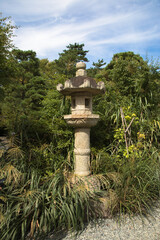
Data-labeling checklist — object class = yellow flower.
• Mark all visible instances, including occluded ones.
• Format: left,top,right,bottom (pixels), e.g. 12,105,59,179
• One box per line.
125,115,131,121
137,132,145,139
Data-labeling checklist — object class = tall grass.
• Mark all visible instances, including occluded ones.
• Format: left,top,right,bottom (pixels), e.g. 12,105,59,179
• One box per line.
0,134,160,239
91,146,160,215
117,149,160,215
0,166,101,240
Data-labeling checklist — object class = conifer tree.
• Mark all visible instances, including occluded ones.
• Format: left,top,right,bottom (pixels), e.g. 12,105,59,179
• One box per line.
55,43,89,77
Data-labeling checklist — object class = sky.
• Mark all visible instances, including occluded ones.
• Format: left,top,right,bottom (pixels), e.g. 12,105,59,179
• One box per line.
1,0,160,67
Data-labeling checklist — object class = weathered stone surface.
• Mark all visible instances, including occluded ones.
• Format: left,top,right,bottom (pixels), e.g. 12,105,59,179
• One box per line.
70,174,101,192
98,189,119,218
64,114,99,128
74,128,90,176
57,62,105,177
57,76,105,96
76,61,86,70
56,83,63,91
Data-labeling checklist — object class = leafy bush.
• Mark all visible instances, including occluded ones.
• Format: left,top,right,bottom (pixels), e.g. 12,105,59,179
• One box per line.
0,42,160,239
91,105,160,216
0,166,102,240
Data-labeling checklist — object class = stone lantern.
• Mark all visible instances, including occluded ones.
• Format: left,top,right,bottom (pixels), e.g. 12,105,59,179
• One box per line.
57,62,105,176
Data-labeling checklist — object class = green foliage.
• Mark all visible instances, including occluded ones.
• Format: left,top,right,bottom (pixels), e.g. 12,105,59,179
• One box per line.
41,89,73,157
0,15,17,101
2,76,47,145
90,52,160,216
24,76,46,110
0,165,101,240
0,31,160,240
91,52,160,149
93,59,106,69
11,49,40,84
105,52,149,96
54,43,89,77
39,58,57,80
91,144,160,215
117,149,160,214
87,59,106,78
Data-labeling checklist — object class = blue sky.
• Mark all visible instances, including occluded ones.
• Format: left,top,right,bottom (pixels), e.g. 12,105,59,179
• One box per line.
1,0,160,67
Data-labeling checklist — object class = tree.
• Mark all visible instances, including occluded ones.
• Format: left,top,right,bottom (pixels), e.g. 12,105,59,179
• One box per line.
2,76,47,144
1,49,44,143
104,52,150,96
11,49,40,85
0,15,17,99
39,58,61,83
91,52,160,149
87,59,106,78
103,52,160,116
93,59,106,69
55,43,89,77
42,91,72,146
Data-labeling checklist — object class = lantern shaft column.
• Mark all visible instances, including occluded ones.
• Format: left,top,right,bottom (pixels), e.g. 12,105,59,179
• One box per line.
74,128,91,176
56,61,105,177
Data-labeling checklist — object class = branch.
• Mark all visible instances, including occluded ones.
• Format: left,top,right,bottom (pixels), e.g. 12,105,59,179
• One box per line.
120,107,129,155
111,141,120,155
125,117,135,133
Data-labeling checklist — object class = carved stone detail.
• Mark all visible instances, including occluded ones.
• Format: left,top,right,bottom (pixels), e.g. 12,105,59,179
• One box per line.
57,62,105,177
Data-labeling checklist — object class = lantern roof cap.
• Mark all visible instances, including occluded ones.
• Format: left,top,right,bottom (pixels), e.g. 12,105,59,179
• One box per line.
57,62,105,95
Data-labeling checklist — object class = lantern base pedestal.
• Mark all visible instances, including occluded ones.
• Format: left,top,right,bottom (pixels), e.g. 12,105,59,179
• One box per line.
73,128,91,176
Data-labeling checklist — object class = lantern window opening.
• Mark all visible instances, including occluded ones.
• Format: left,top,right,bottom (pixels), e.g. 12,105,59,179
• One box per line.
85,98,90,108
72,98,76,108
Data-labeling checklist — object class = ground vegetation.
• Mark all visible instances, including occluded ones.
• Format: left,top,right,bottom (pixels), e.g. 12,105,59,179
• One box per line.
0,15,160,240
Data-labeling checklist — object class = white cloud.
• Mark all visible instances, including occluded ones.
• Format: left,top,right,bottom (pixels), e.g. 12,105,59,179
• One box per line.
88,29,160,46
1,0,160,64
1,0,78,20
14,21,88,57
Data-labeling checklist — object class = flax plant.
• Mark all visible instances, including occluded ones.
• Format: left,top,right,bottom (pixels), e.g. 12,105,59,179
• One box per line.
91,145,160,216
0,167,101,240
